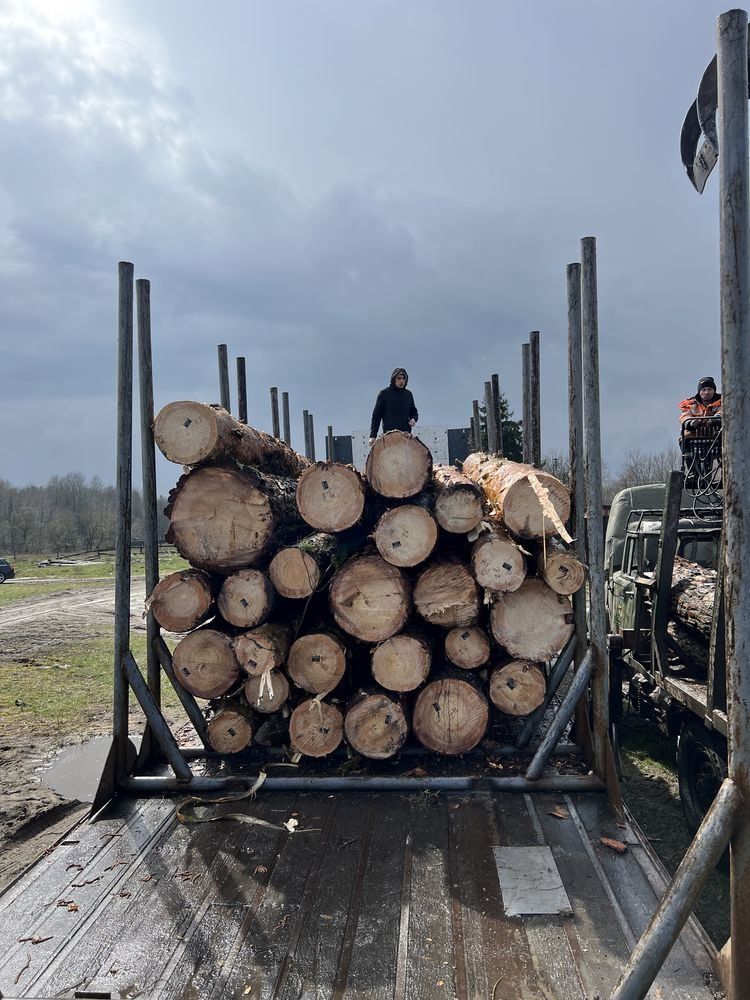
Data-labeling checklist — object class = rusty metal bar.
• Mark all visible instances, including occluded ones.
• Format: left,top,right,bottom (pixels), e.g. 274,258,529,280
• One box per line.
217,344,230,412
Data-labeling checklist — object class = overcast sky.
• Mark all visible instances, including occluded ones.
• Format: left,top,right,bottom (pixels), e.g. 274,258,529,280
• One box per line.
0,0,732,493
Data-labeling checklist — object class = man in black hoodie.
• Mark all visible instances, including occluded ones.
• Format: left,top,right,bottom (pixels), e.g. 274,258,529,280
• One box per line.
369,368,419,446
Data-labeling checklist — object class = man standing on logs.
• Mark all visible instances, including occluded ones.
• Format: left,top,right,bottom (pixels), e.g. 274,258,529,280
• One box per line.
368,368,419,447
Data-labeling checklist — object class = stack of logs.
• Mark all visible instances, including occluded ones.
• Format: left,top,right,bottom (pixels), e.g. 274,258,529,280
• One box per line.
149,400,586,760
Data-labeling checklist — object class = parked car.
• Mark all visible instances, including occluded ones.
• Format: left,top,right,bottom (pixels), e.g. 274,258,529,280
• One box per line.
0,558,15,582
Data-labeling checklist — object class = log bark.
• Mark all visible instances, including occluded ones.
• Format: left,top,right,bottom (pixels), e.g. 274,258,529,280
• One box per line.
470,523,527,593
146,569,215,632
165,464,302,572
289,699,344,757
173,628,240,699
462,453,571,539
534,542,586,596
490,578,574,661
154,400,308,477
412,673,489,754
365,430,433,499
234,622,294,676
344,689,409,759
432,466,484,534
288,631,348,694
206,704,254,753
296,462,366,531
444,625,491,669
373,504,438,568
667,620,709,672
244,670,290,713
413,559,481,628
217,569,275,627
329,551,411,642
370,630,432,691
670,556,718,642
489,659,546,716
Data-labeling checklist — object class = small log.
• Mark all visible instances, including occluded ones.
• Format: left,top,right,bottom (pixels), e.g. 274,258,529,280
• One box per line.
412,673,489,754
462,453,570,539
433,466,484,534
670,556,718,642
365,430,433,499
173,628,240,699
490,578,574,661
370,630,432,691
288,631,348,694
489,659,546,716
344,689,409,759
154,400,308,477
217,569,275,628
146,569,215,632
296,462,367,531
444,625,491,669
373,505,438,568
329,552,411,642
268,546,321,599
289,699,344,757
207,704,254,753
413,559,481,628
534,543,586,596
667,620,708,672
470,523,527,593
244,670,290,713
234,622,294,676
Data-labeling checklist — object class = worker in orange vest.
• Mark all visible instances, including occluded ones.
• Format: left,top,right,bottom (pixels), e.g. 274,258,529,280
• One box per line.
679,376,722,439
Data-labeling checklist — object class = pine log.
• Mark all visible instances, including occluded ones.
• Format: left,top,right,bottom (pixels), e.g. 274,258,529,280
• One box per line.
288,631,348,694
470,523,527,593
373,504,438,568
329,552,411,642
217,569,275,627
670,556,718,642
445,625,491,669
344,690,409,759
412,673,489,754
268,546,321,599
173,628,240,699
433,466,484,534
365,430,433,499
413,559,481,628
370,630,432,691
244,670,290,713
489,659,546,716
534,542,586,596
490,578,574,661
667,621,709,672
165,464,302,572
234,622,294,676
462,453,571,539
154,400,308,477
206,704,254,753
146,569,215,632
289,699,344,757
296,462,366,531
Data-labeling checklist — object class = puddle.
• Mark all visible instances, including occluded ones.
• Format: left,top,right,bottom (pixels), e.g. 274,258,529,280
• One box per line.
39,736,140,802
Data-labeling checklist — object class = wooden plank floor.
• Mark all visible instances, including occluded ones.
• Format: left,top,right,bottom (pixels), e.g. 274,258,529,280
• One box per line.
0,790,723,1000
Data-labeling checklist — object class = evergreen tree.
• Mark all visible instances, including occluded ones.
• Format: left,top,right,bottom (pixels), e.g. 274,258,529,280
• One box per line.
478,389,523,462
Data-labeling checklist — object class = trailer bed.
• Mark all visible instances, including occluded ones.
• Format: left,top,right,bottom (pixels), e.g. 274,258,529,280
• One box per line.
0,784,721,1000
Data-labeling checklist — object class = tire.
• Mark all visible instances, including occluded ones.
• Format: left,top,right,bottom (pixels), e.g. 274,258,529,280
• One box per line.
0,573,5,584
677,717,728,837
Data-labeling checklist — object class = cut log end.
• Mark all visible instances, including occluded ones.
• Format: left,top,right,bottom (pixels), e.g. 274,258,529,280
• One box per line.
374,505,438,567
433,466,484,534
413,560,480,628
154,400,220,466
371,633,432,691
207,707,254,753
147,569,214,632
366,431,433,499
244,670,290,713
330,553,411,642
289,700,344,757
490,578,574,661
444,626,491,669
235,623,293,676
172,629,240,700
412,677,488,754
489,660,546,716
471,527,527,593
288,632,347,694
268,547,321,599
296,463,366,531
217,569,274,628
344,692,409,759
539,550,586,595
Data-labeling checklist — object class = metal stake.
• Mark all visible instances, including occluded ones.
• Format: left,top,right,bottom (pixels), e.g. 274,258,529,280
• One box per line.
529,330,541,466
485,380,496,454
472,399,482,452
522,342,531,463
217,344,230,412
282,391,291,445
237,357,248,423
491,373,503,456
270,386,280,438
308,412,316,461
567,263,587,666
327,424,334,462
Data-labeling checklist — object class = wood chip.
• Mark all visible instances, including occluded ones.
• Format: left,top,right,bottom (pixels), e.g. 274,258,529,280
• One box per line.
549,805,568,820
600,836,628,854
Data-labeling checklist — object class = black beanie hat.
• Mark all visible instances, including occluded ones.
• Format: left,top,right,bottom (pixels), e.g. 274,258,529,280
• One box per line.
697,376,716,391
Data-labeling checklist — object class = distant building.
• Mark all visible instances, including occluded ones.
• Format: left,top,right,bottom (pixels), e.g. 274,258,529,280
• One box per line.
327,427,473,470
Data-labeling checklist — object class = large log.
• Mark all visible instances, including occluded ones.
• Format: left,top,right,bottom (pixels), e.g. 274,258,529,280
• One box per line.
444,625,491,669
490,578,574,661
206,704,254,753
462,453,570,540
154,400,308,477
412,673,489,754
344,689,409,759
470,523,527,593
244,670,290,714
146,568,215,632
370,630,432,691
365,431,433,499
172,628,240,699
234,622,294,676
287,631,348,694
432,465,484,534
670,556,718,642
373,504,438,568
217,569,275,628
413,559,481,628
329,552,411,642
296,462,366,531
489,659,546,716
289,699,344,757
533,542,586,596
165,464,302,572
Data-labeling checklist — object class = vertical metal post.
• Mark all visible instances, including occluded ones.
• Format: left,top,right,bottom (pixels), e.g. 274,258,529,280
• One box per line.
217,344,230,412
491,373,503,456
472,399,482,452
581,236,608,780
522,343,531,463
484,380,496,454
469,416,477,452
567,263,587,671
303,410,311,459
114,262,134,784
717,11,750,995
270,387,280,438
308,412,316,461
327,425,334,462
237,357,248,424
282,391,291,445
529,330,541,466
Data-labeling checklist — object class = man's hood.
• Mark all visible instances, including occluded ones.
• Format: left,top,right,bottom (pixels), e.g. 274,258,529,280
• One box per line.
390,368,408,387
